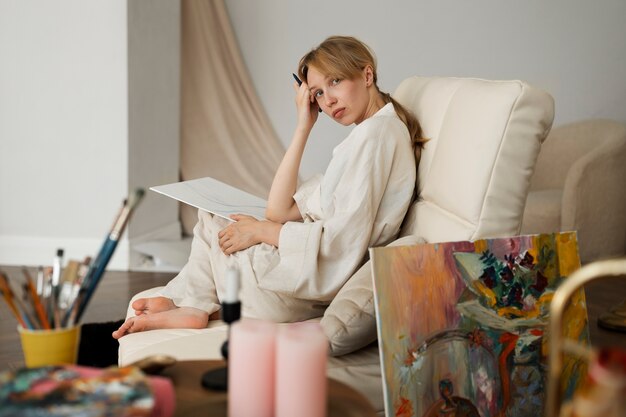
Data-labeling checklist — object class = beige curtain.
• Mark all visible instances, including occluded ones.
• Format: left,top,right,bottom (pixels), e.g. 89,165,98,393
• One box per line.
180,0,285,234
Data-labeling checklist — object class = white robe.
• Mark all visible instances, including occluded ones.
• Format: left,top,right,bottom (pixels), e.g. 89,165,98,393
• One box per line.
160,103,416,322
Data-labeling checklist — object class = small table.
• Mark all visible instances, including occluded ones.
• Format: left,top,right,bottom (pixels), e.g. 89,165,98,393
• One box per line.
162,360,378,417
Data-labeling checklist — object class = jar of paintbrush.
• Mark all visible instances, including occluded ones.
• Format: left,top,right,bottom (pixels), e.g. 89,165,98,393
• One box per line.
1,255,89,367
0,188,144,367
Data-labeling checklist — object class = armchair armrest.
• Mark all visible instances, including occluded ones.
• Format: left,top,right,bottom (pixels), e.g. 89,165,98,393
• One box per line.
561,121,626,262
530,120,622,191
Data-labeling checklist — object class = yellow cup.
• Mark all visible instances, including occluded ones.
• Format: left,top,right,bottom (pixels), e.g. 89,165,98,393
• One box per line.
18,325,81,367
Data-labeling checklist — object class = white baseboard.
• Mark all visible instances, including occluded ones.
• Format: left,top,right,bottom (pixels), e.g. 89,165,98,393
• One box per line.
0,221,182,271
0,235,130,270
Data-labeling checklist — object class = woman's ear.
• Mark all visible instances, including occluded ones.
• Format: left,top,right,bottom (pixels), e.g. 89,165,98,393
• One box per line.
364,65,375,87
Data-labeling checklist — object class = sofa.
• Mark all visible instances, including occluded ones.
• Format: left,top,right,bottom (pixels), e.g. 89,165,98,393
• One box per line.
118,76,555,414
521,119,626,264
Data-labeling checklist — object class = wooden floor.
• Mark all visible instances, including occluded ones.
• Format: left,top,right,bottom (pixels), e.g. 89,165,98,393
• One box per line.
0,265,175,370
1,266,625,370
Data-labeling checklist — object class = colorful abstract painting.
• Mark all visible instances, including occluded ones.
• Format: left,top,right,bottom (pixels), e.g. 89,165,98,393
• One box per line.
371,232,589,417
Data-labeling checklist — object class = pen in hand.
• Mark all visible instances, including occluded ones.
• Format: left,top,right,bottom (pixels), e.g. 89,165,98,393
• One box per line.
292,73,322,113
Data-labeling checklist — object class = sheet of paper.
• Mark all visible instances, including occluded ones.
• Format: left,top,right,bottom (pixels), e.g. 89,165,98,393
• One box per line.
150,177,267,222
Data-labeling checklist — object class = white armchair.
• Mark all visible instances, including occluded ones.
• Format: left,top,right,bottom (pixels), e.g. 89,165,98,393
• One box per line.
118,76,555,415
521,119,626,264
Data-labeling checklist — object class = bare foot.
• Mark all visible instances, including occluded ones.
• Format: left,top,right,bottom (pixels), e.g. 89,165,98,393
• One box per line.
132,297,176,316
112,306,209,339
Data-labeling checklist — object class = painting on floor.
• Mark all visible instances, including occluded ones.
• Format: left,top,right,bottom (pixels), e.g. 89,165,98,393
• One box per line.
370,232,589,417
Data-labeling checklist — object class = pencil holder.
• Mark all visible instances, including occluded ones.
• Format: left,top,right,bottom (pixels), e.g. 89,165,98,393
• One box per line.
18,325,81,367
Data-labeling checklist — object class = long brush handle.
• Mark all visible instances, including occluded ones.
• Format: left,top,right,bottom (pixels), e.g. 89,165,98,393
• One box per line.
0,273,29,328
22,268,50,329
74,238,118,323
0,290,27,328
12,291,40,330
64,189,144,326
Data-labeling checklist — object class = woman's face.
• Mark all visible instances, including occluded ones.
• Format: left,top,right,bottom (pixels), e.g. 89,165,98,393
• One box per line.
306,66,373,126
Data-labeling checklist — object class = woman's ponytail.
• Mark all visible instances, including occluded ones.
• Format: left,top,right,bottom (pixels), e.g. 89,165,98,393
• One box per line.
380,91,427,163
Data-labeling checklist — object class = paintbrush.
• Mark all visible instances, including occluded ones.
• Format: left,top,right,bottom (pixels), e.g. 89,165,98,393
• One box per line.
67,188,145,325
58,260,79,310
64,258,92,328
0,271,30,329
12,287,40,330
6,271,41,329
41,266,54,328
36,266,44,296
76,256,92,286
22,267,51,330
50,249,64,328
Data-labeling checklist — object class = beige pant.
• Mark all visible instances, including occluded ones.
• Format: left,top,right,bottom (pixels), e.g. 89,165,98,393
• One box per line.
158,211,327,322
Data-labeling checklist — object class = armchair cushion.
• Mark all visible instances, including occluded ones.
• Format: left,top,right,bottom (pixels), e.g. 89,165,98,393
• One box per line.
321,235,421,356
396,77,555,242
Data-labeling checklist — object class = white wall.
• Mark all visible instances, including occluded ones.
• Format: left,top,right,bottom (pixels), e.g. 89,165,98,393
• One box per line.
1,0,623,268
0,0,180,268
225,0,626,178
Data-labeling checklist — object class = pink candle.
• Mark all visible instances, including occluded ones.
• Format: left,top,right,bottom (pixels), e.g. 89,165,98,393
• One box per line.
275,322,329,417
228,319,277,417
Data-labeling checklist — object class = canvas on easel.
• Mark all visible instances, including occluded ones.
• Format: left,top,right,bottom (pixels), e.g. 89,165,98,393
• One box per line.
370,232,589,417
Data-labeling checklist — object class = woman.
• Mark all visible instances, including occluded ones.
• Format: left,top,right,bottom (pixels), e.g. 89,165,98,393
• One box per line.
113,36,425,339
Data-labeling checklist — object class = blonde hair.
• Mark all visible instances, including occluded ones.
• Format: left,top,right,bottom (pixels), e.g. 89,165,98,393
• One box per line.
298,36,426,161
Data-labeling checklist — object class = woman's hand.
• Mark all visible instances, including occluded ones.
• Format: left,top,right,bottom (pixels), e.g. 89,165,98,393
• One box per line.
218,214,261,255
294,80,319,131
218,215,282,255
